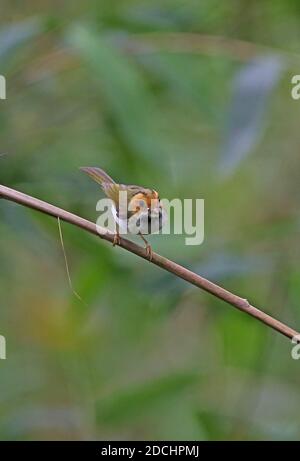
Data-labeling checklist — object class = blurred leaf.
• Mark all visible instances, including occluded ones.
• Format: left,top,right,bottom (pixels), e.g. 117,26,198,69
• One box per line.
197,410,233,440
139,52,231,121
194,251,272,281
219,309,266,369
96,372,198,425
287,269,300,323
66,25,169,171
5,405,82,437
124,5,195,29
220,55,284,176
0,19,42,63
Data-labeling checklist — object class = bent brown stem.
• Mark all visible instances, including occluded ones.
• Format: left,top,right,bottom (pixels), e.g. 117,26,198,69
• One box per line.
0,183,299,342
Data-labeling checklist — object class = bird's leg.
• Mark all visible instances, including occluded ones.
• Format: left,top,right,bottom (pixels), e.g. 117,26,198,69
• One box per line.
139,233,153,261
113,222,121,247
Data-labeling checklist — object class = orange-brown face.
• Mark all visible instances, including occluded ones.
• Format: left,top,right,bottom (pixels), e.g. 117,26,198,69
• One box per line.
130,190,160,213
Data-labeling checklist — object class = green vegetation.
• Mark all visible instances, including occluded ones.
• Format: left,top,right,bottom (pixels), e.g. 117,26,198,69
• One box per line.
1,0,300,440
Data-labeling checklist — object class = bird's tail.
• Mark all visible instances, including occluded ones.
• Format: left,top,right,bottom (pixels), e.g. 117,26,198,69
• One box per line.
80,167,115,185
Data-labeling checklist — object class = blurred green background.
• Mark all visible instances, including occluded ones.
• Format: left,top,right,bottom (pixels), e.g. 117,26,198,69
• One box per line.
1,0,300,441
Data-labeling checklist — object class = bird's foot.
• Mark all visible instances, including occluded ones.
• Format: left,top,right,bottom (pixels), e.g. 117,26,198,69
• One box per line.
113,233,121,247
145,244,153,262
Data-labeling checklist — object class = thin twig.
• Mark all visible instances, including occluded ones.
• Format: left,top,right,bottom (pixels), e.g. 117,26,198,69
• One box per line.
57,217,87,307
0,183,299,341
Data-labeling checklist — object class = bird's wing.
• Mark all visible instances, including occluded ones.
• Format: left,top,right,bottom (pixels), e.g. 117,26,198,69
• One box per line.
124,185,151,200
80,167,152,210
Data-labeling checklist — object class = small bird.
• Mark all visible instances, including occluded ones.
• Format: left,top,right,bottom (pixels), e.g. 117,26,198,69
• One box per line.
80,167,167,260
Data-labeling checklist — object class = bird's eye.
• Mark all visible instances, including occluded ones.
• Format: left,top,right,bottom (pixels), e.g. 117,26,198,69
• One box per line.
138,199,147,208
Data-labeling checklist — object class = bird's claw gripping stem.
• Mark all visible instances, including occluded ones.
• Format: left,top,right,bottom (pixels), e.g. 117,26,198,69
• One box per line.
113,233,121,247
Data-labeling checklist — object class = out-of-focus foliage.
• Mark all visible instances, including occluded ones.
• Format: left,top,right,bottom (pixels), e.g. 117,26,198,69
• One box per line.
1,0,300,441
